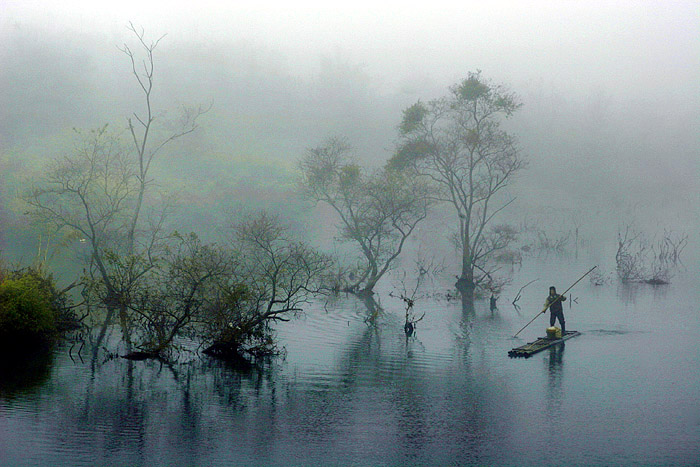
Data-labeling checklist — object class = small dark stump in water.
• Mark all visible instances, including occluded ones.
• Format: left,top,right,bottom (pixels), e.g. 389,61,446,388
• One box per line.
644,278,670,285
121,351,161,361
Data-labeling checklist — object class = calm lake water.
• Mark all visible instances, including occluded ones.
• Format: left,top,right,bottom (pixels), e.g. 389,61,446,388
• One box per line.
1,255,699,466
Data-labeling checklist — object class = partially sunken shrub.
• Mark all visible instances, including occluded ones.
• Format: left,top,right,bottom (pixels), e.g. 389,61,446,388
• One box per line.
0,271,57,343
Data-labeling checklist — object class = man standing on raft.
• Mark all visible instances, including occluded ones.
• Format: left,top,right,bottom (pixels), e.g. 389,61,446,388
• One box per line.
544,286,567,334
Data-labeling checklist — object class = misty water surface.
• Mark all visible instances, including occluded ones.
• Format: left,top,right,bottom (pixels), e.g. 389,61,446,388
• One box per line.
1,254,698,466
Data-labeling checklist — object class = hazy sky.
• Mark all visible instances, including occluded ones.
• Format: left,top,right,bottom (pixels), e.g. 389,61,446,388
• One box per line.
1,0,698,258
3,0,698,99
2,1,698,219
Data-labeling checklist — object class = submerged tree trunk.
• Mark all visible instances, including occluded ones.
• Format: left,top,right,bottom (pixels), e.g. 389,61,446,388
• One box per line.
92,304,116,365
455,274,475,313
358,293,381,323
359,277,379,297
460,291,475,314
118,304,132,354
456,243,476,312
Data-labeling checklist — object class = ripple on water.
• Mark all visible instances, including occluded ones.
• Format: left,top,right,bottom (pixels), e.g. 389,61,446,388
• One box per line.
584,329,641,335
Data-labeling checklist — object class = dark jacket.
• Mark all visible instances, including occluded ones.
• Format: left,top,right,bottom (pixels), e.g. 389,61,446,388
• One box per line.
546,294,566,313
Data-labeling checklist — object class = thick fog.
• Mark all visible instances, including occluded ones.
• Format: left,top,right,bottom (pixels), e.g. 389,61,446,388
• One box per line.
3,6,700,465
1,1,699,261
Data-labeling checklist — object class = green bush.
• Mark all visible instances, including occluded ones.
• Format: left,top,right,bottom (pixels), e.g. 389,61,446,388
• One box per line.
0,272,57,341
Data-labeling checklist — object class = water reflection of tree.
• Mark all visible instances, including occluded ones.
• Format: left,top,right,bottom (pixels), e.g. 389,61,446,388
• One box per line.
617,282,669,306
326,311,506,465
457,308,474,362
26,348,271,465
340,323,430,461
5,295,516,465
455,301,506,363
2,340,282,464
0,345,54,397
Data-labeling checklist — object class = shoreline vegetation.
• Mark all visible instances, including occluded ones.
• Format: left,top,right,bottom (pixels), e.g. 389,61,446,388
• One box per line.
0,264,80,349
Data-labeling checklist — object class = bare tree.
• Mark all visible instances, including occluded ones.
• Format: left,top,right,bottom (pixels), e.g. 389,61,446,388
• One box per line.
535,228,571,253
118,22,209,253
656,230,688,268
616,224,688,284
616,225,648,283
390,253,443,335
390,72,525,309
511,278,538,312
299,137,431,296
25,25,207,352
25,127,145,347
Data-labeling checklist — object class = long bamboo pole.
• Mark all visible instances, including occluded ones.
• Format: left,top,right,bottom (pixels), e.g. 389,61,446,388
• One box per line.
512,265,597,338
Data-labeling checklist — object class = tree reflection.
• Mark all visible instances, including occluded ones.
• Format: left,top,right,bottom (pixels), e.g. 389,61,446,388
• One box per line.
1,297,514,466
2,343,276,466
325,307,505,465
0,344,54,397
456,307,474,361
617,281,669,306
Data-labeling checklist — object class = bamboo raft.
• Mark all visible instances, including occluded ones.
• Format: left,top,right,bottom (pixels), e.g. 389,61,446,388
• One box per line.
508,330,581,358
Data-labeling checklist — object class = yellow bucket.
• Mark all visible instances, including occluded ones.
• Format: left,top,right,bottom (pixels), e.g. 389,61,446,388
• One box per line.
546,326,562,339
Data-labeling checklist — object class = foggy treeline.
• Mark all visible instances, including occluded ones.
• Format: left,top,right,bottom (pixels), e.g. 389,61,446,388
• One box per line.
1,21,697,245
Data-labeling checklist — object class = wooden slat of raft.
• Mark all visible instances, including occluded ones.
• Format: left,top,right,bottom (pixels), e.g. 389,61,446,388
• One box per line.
508,331,581,358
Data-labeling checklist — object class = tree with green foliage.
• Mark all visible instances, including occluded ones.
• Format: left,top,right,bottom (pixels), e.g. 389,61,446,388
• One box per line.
390,72,525,310
106,212,331,361
203,212,332,360
0,267,76,344
0,274,55,340
299,137,431,296
124,232,230,357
